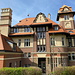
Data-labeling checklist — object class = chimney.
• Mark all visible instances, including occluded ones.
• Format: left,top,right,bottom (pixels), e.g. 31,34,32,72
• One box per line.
0,8,12,26
48,13,51,19
0,8,12,36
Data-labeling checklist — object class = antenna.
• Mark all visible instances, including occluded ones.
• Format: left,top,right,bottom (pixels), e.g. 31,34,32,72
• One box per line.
26,14,30,21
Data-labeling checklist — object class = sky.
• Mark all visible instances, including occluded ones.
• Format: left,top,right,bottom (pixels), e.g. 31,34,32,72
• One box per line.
0,0,75,26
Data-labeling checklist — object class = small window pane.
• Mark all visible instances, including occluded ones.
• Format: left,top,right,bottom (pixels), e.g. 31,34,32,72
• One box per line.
54,26,58,30
28,53,31,57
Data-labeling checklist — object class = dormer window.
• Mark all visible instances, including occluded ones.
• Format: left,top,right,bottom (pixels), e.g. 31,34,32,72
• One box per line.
64,15,69,20
54,26,59,30
14,28,18,33
24,28,30,32
6,40,17,51
69,31,73,33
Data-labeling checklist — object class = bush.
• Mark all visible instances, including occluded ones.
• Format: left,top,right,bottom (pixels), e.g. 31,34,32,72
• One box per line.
0,67,42,75
50,66,75,75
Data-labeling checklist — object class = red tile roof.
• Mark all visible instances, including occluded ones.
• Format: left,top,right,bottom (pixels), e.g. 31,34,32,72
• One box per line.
0,33,22,53
66,30,75,35
14,18,58,26
48,25,69,34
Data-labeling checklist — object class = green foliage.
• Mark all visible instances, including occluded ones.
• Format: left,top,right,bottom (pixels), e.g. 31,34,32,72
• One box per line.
50,66,75,75
0,67,42,75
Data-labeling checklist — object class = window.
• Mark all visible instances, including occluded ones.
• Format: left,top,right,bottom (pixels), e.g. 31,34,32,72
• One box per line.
37,32,46,39
24,53,31,57
15,61,17,67
68,53,75,61
9,63,12,67
24,64,27,67
69,31,73,33
54,26,59,30
68,38,72,47
37,27,45,32
24,28,30,32
37,27,39,31
50,38,55,45
24,39,30,46
72,53,75,60
18,39,21,46
37,45,46,52
24,64,31,67
28,53,31,57
64,15,69,20
14,28,18,33
19,61,21,67
7,40,17,51
13,44,17,51
28,64,31,67
62,37,64,46
68,53,71,60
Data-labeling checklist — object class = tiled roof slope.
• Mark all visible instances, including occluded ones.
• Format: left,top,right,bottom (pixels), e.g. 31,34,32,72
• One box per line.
14,18,58,26
49,25,69,34
9,32,34,36
0,33,22,53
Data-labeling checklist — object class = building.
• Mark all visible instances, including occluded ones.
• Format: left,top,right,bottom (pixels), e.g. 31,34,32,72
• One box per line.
0,5,75,74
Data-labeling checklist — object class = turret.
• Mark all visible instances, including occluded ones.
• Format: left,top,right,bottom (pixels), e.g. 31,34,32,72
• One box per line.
57,5,75,29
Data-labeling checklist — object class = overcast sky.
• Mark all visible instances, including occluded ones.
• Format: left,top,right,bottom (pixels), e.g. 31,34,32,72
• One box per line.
0,0,75,26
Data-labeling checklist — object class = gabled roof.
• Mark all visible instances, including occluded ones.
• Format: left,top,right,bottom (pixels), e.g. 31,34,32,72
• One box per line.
58,5,72,13
0,33,22,53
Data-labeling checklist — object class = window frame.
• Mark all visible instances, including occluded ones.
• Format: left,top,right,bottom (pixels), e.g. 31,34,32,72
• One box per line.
68,38,72,47
14,28,18,33
24,39,30,47
24,27,30,32
68,53,75,61
37,45,46,52
62,37,65,46
54,26,59,31
50,37,55,45
64,15,69,20
18,39,21,46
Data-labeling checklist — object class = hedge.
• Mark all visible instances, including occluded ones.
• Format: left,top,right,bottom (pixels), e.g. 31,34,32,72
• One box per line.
0,67,42,75
50,66,75,75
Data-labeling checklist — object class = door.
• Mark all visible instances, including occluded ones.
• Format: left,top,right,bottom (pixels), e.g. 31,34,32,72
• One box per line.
41,61,46,73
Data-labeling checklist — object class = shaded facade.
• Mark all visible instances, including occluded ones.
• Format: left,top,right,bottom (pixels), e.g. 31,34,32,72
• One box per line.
0,5,75,74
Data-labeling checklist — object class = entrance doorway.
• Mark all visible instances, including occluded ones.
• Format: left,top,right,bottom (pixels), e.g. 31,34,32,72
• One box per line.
38,58,46,73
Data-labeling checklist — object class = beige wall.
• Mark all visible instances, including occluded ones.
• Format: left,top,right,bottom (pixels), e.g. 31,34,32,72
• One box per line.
1,12,11,17
0,26,9,36
0,20,11,25
50,34,67,46
59,14,74,21
12,36,33,48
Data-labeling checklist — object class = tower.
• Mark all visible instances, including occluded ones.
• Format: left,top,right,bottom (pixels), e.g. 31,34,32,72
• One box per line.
57,5,75,29
0,8,12,36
